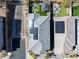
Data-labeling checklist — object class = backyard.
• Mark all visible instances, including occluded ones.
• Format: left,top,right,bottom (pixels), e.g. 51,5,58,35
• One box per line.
32,3,48,16
72,3,79,16
53,0,68,16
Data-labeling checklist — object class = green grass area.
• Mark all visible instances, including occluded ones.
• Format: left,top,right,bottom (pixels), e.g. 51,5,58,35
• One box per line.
40,12,47,16
59,4,68,16
59,0,68,16
53,0,68,16
72,3,79,16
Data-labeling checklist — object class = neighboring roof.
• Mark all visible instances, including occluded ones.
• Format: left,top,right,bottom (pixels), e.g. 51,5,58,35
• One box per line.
34,16,49,26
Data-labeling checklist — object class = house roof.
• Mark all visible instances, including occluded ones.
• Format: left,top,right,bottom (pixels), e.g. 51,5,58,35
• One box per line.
34,16,49,26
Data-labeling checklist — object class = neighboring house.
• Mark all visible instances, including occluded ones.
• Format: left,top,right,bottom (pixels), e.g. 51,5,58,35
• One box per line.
29,13,50,54
53,0,79,55
52,0,77,55
53,17,76,54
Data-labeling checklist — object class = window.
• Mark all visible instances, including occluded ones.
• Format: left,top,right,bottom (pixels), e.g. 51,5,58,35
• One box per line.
55,21,65,33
